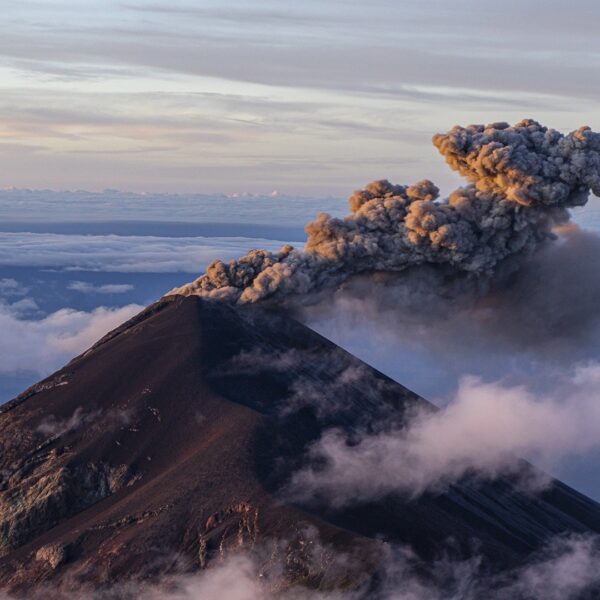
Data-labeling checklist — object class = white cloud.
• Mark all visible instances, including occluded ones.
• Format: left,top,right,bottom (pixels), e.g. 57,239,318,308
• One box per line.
0,302,142,376
288,364,600,505
5,297,40,318
67,281,134,294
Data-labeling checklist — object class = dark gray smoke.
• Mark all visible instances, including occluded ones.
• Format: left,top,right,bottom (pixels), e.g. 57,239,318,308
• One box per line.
169,119,600,303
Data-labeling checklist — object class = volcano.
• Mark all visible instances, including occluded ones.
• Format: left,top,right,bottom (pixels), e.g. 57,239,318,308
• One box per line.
0,295,599,594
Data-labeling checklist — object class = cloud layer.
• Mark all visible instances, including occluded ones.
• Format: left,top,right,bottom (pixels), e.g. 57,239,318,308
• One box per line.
0,232,288,273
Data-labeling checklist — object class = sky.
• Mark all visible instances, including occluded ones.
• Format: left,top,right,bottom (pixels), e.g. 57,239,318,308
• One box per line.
1,0,600,195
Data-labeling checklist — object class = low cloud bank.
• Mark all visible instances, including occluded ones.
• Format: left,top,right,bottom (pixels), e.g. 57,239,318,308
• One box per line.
0,232,288,273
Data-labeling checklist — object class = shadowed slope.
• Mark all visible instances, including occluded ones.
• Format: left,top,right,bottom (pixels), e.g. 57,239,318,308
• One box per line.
0,295,599,593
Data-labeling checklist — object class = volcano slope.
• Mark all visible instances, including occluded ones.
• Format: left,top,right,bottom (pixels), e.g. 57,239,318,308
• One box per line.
0,295,599,594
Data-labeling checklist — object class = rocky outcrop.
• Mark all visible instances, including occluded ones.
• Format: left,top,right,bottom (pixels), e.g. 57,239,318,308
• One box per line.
35,543,67,570
197,502,260,567
0,457,137,556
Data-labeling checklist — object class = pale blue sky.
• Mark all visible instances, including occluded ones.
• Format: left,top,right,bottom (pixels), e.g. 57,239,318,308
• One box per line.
1,0,600,195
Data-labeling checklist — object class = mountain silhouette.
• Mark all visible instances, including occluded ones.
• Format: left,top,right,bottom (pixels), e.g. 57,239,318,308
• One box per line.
1,295,599,594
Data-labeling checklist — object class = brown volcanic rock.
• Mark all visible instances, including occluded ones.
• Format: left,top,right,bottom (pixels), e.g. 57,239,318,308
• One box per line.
0,295,599,593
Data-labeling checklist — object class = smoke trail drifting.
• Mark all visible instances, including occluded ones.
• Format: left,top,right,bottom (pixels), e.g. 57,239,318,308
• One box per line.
169,120,600,304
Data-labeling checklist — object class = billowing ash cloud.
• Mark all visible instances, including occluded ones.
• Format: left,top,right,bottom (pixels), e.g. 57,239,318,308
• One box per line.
169,119,600,304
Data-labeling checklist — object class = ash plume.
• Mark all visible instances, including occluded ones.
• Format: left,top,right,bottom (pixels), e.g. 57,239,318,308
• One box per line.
169,119,600,304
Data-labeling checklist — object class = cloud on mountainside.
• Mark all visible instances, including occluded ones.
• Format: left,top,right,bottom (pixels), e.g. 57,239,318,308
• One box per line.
288,364,600,504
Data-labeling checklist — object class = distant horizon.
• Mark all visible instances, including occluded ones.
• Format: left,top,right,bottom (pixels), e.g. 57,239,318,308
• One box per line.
0,184,341,199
